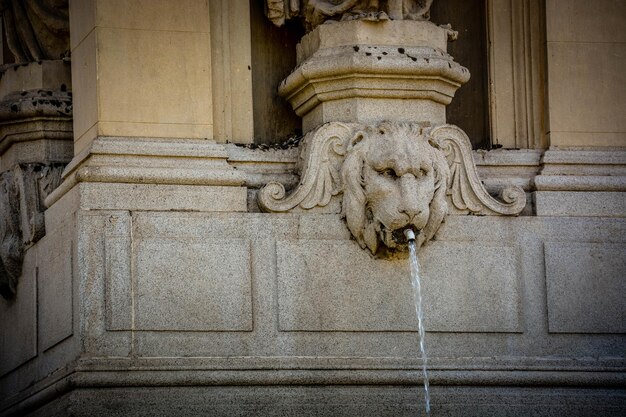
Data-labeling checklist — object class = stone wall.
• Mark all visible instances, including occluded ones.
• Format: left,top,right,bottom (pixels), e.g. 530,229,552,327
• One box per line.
0,1,625,416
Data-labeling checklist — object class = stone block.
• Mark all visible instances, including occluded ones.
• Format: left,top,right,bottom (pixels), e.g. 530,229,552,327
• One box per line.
535,191,626,217
545,242,626,333
547,41,626,147
78,183,247,212
97,27,212,138
71,29,98,154
420,241,523,333
105,234,132,331
38,237,73,351
70,0,214,150
97,0,209,32
134,238,252,331
277,239,415,331
277,239,522,333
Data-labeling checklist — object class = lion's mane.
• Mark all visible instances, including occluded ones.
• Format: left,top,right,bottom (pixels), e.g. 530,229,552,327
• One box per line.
340,122,450,255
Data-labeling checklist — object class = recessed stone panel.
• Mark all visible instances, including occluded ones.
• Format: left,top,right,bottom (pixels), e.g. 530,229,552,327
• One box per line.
277,240,415,331
545,242,626,333
277,240,522,333
134,239,252,331
38,238,73,351
420,242,523,333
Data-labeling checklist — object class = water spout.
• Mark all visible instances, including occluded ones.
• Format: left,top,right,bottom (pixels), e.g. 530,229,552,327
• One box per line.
404,229,431,417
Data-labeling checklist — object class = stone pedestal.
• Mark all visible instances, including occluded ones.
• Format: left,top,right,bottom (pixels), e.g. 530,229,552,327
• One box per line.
279,20,469,132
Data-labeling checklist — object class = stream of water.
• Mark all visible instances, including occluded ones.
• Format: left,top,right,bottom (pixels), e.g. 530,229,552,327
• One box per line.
407,240,431,417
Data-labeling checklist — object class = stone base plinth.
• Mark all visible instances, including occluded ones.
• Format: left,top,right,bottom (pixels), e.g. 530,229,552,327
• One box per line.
279,20,469,133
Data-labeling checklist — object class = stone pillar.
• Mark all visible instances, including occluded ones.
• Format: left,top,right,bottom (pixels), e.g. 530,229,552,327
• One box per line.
534,0,626,216
544,0,626,148
70,0,215,152
49,0,249,213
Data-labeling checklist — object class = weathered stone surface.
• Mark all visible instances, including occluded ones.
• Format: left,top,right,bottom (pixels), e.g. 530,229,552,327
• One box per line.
277,239,415,331
420,241,522,333
545,242,626,334
16,384,626,417
535,191,626,217
75,183,247,213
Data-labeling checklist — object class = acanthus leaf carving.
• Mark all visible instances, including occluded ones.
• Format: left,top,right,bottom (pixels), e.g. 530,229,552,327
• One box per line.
430,124,527,216
258,122,357,212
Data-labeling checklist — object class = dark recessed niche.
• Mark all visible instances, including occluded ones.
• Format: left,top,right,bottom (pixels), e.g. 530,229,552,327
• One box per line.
250,0,303,145
430,0,490,149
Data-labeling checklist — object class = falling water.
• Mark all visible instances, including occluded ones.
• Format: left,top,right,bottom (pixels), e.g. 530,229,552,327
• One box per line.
407,237,431,417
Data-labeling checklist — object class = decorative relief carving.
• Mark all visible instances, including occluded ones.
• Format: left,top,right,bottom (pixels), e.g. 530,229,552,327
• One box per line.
0,163,64,299
430,125,527,216
258,121,526,255
266,0,433,31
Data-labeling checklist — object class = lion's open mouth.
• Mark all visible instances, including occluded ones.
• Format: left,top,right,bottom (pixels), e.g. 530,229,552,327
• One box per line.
383,226,420,248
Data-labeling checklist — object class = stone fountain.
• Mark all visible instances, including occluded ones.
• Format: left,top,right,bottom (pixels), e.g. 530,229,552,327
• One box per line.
1,1,624,416
258,0,525,254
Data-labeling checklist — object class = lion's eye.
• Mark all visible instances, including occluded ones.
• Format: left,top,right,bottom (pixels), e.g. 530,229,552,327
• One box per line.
379,168,398,178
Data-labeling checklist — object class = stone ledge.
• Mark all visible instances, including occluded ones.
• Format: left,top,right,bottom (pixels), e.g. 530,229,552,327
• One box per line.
45,136,247,208
2,359,624,417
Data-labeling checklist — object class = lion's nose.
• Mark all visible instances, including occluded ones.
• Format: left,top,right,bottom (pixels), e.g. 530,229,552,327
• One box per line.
400,174,422,220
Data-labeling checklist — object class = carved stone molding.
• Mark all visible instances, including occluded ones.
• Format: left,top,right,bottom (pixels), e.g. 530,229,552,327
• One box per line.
258,121,526,255
0,163,64,298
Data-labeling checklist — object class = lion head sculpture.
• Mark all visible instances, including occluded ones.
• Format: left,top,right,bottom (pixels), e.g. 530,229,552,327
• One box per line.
258,121,525,255
340,122,450,255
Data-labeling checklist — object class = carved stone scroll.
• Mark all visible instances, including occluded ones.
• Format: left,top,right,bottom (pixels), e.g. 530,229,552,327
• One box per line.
430,124,527,216
258,122,357,212
258,121,526,255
